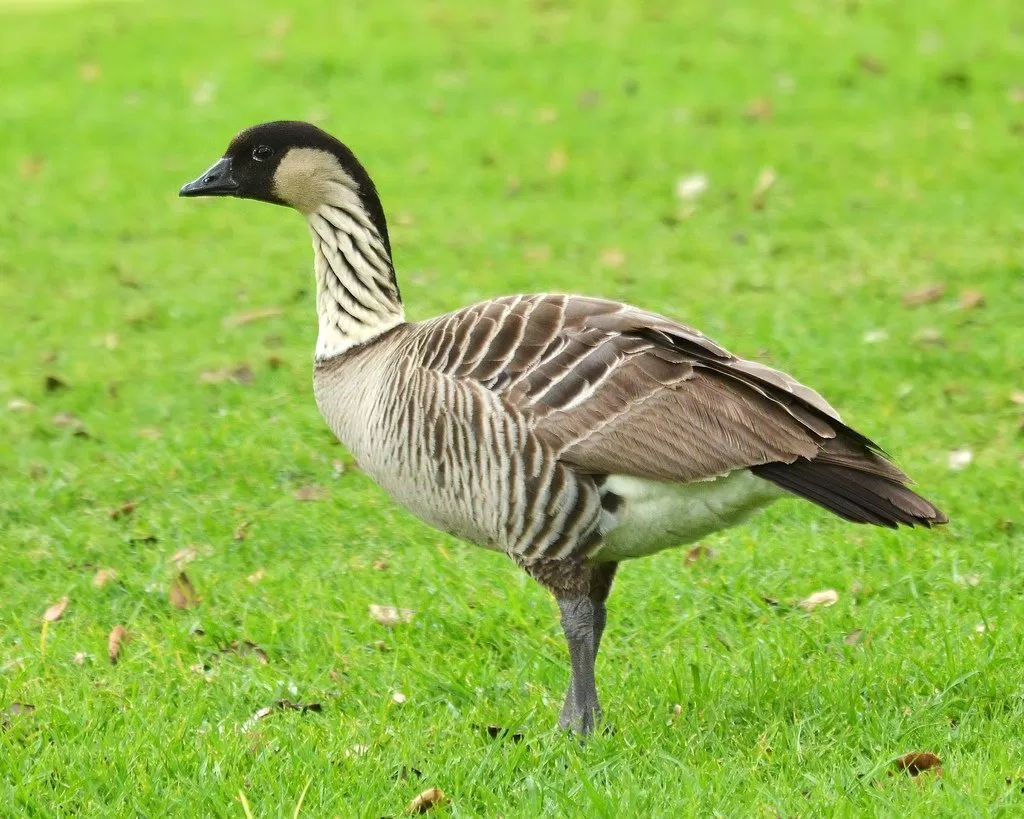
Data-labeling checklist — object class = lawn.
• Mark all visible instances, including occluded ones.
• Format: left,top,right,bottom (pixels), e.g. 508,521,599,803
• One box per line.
1,0,1023,815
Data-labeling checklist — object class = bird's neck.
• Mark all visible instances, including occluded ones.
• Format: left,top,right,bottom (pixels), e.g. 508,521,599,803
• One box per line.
306,194,404,359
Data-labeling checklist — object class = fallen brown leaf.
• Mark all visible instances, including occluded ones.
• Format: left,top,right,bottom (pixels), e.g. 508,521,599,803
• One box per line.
546,148,567,174
170,547,198,566
912,327,944,346
369,604,414,627
372,556,390,571
957,289,985,310
51,412,86,434
7,398,35,412
293,485,328,502
92,568,117,589
684,545,718,565
1011,391,1024,406
231,364,254,384
858,54,886,74
843,628,863,645
234,520,250,541
2,702,36,730
408,787,446,814
247,568,265,584
108,625,129,664
894,751,942,776
798,589,839,611
222,307,283,328
42,597,69,622
744,97,773,121
224,640,268,664
198,369,228,384
523,245,551,264
109,500,137,520
902,283,945,307
73,651,87,665
19,156,45,178
599,248,626,269
169,572,199,610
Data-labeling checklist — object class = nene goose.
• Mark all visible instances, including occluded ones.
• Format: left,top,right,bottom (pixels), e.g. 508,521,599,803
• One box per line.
180,121,947,734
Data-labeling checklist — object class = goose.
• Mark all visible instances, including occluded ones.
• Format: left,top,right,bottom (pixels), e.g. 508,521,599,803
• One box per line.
180,121,947,735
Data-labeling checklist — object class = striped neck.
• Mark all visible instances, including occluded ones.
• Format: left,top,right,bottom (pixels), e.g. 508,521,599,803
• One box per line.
307,195,404,359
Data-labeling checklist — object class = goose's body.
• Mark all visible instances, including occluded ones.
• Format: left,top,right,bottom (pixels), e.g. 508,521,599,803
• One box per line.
181,121,947,734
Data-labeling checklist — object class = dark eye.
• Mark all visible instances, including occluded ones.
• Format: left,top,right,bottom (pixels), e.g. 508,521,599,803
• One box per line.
252,145,273,162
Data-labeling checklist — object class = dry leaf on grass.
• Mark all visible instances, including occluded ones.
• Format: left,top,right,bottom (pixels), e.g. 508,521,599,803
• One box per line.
247,568,265,584
599,248,626,269
372,557,390,571
858,54,886,74
234,520,249,541
798,589,838,611
222,307,283,328
948,448,973,471
912,327,944,346
293,484,328,502
73,651,87,665
684,545,718,565
223,640,268,665
7,398,35,412
52,412,88,436
958,289,985,310
546,148,567,174
751,167,776,209
43,597,69,622
902,283,945,307
1010,391,1024,406
391,691,407,704
2,703,36,730
894,751,942,777
408,788,446,814
109,500,136,520
744,97,773,121
170,547,198,566
369,604,414,627
108,625,129,664
92,568,117,589
169,572,199,609
843,629,863,645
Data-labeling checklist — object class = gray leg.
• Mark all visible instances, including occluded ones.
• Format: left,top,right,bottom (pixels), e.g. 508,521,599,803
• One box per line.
590,562,618,656
557,562,618,734
556,594,601,734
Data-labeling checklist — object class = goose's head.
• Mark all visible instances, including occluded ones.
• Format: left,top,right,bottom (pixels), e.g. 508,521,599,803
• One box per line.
179,120,390,249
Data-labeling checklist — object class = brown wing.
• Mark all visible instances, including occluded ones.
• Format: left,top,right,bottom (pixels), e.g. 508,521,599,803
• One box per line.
413,294,946,527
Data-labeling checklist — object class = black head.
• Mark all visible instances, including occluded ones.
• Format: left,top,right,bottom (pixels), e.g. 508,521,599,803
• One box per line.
180,121,391,254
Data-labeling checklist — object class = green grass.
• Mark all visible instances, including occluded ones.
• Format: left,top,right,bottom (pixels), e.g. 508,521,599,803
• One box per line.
2,0,1023,815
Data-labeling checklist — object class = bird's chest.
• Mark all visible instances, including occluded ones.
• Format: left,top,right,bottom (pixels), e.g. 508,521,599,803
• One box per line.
313,366,508,550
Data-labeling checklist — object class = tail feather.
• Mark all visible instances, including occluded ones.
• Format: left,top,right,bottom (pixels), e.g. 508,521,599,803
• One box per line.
752,459,947,528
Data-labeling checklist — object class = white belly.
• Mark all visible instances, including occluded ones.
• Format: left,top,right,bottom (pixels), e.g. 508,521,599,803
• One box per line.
596,470,784,561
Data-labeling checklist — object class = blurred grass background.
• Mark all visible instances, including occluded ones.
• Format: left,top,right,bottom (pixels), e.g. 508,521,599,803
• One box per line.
1,0,1023,815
